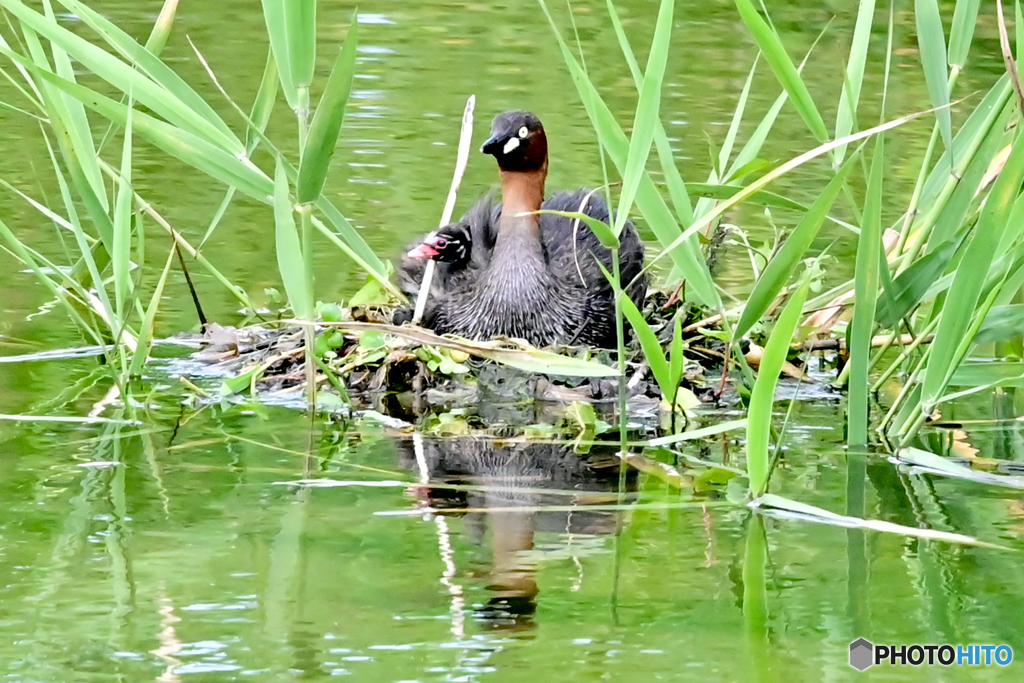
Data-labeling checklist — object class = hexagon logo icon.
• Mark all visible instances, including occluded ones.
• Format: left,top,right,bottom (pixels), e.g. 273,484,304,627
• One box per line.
849,638,874,671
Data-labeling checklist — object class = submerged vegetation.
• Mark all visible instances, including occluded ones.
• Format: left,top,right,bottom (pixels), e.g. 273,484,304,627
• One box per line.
1,0,1024,553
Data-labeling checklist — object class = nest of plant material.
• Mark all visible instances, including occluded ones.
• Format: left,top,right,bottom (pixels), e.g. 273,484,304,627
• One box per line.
186,286,732,416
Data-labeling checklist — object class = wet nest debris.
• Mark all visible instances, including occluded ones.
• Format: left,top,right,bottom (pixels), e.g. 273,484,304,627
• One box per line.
180,286,777,419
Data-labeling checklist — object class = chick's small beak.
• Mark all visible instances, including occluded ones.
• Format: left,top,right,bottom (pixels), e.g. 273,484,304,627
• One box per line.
480,133,508,155
407,243,439,259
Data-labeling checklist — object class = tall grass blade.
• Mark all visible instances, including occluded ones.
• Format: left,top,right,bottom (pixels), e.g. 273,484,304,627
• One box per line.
834,0,876,162
922,127,1024,411
297,11,358,204
285,0,316,93
613,0,673,237
36,0,243,152
733,0,827,142
948,0,981,68
128,245,176,376
605,0,695,225
746,278,810,498
112,98,134,322
143,0,178,55
201,51,279,248
37,2,107,212
537,0,718,307
914,0,953,155
247,51,279,154
848,136,885,446
261,0,296,109
651,107,932,271
735,151,858,340
0,54,275,199
274,159,311,320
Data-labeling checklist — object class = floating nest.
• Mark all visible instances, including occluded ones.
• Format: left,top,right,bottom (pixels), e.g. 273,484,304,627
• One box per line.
184,286,733,421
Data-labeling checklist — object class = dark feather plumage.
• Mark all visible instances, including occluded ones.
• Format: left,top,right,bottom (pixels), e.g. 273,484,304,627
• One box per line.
397,111,649,349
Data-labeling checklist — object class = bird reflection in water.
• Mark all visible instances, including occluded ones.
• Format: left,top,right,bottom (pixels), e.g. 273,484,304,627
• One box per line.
396,437,638,631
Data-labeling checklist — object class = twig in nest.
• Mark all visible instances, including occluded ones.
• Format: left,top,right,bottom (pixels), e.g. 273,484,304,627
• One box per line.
412,95,476,324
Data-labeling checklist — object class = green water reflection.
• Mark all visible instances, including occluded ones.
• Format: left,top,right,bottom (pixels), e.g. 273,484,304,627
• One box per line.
2,395,1024,681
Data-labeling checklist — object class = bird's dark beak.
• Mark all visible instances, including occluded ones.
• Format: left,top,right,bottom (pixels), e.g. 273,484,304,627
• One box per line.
480,133,508,155
407,242,439,259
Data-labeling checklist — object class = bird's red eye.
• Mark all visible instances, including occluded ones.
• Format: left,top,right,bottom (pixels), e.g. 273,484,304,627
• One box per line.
434,238,448,248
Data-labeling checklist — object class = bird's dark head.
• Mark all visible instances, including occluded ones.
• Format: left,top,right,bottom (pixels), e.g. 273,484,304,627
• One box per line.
405,223,471,265
480,111,548,173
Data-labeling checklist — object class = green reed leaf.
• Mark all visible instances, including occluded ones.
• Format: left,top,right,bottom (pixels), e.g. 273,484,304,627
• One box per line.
297,11,358,204
46,0,243,152
614,0,673,237
285,0,316,91
735,150,858,340
144,0,178,55
538,0,718,307
261,0,296,108
274,159,311,320
536,210,618,249
605,0,695,225
914,0,952,155
848,135,885,447
948,0,981,69
747,277,809,497
129,244,176,377
834,0,875,162
0,52,275,199
112,98,133,320
922,126,1024,411
734,0,827,142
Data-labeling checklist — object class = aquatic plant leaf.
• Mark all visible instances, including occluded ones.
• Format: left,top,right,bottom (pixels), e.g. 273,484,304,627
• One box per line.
37,2,107,215
848,134,885,447
261,0,296,108
734,0,827,142
318,321,617,377
614,0,674,237
644,418,748,448
973,304,1024,343
605,0,695,225
0,53,275,199
948,361,1024,387
112,97,134,322
751,494,999,547
833,0,875,162
650,106,932,274
297,11,358,204
874,233,963,327
914,0,953,155
129,245,176,376
284,0,316,91
274,159,312,320
922,126,1024,411
735,151,857,340
535,210,618,249
669,315,684,399
685,183,803,211
144,0,178,55
746,278,809,497
36,0,242,152
537,0,718,308
313,199,394,294
948,0,981,68
895,447,1024,489
202,51,279,249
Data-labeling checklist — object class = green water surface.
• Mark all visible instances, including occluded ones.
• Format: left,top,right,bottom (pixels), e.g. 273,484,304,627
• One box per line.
1,1,1023,681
